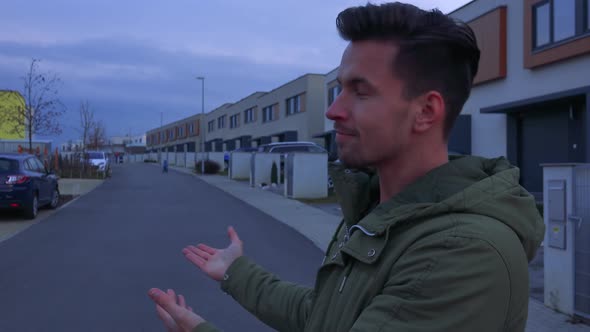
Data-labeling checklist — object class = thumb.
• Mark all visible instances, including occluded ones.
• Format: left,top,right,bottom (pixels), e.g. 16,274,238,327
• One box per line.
227,226,241,245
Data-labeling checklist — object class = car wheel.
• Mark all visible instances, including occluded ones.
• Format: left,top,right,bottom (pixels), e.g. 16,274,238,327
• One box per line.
49,188,60,209
24,193,38,219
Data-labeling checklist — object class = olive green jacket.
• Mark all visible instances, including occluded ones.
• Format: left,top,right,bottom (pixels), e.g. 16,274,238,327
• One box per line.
196,156,545,331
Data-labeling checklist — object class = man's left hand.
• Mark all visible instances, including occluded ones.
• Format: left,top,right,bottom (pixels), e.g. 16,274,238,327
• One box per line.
148,288,205,332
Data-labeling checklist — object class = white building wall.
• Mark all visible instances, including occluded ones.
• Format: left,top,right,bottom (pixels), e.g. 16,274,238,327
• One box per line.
451,0,590,157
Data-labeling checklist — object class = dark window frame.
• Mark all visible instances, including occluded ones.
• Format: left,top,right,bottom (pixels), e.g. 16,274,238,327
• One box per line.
533,0,590,51
230,114,240,129
285,95,301,116
328,85,341,106
262,105,274,123
217,115,226,129
244,108,254,123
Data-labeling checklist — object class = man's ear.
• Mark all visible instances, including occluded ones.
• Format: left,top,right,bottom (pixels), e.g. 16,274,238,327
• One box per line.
413,91,445,134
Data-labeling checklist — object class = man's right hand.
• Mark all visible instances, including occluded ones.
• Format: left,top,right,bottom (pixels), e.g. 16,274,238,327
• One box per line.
183,226,243,281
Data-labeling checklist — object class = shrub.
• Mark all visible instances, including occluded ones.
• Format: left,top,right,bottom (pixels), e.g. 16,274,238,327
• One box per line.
271,162,278,184
195,160,221,174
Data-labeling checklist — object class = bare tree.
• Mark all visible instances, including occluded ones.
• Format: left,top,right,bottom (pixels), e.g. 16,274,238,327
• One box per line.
88,120,107,150
0,58,65,152
79,100,94,155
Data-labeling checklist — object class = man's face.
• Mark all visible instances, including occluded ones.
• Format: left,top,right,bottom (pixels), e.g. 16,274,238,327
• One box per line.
326,41,415,168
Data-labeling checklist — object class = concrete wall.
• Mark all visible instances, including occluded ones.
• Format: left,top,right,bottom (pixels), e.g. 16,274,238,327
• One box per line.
250,153,282,187
284,153,328,199
176,153,186,168
229,152,252,180
186,152,196,167
450,0,590,158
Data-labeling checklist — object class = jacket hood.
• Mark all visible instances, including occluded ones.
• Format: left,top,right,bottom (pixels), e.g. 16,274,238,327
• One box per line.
329,156,545,261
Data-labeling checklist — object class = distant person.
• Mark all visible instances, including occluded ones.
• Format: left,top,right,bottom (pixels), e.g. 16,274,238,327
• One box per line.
148,2,545,331
162,159,168,173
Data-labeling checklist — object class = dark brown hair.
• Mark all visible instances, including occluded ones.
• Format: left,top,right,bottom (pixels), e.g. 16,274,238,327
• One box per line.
337,2,480,138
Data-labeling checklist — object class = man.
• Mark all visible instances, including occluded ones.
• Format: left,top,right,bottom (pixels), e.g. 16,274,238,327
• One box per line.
148,2,545,331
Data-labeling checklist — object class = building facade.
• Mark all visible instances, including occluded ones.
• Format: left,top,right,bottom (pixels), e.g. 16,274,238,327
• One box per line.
146,74,327,154
451,0,590,197
145,0,590,197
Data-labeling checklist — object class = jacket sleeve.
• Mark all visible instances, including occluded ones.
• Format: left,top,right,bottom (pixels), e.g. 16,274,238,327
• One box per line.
350,235,518,332
219,256,315,332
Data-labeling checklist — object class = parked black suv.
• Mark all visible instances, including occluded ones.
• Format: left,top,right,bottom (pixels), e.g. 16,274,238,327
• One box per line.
0,153,60,219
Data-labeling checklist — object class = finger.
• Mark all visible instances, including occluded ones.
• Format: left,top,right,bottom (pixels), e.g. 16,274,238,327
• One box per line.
193,247,212,260
197,243,218,255
184,251,207,269
167,289,176,299
228,226,241,244
156,304,172,321
184,246,212,259
148,288,186,321
178,294,186,308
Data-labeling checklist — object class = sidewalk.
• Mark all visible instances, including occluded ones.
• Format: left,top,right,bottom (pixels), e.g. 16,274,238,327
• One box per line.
171,165,590,332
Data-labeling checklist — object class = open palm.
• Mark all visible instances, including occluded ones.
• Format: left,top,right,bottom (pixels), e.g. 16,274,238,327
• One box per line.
183,226,243,281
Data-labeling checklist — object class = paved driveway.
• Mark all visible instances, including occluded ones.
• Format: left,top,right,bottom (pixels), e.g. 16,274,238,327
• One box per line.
0,163,322,332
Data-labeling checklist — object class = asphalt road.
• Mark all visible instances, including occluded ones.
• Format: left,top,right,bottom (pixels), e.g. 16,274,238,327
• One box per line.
0,163,322,332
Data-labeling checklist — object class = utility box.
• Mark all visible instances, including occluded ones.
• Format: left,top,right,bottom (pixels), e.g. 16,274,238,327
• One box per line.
547,180,566,249
541,163,590,319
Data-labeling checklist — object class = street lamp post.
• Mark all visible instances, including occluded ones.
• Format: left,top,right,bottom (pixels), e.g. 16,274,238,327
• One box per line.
196,77,205,174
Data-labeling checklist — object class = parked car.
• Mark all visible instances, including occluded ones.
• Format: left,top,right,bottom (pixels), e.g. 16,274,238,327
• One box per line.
84,151,110,172
257,141,328,154
257,142,330,186
224,146,258,165
0,153,59,219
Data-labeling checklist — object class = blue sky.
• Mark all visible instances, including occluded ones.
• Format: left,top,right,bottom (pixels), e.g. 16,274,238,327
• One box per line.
0,0,472,146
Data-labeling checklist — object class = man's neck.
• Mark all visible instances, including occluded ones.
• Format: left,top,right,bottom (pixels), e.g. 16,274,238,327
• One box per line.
376,148,448,203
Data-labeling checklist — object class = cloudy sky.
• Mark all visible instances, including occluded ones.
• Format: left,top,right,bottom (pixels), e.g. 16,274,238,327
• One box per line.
0,0,472,146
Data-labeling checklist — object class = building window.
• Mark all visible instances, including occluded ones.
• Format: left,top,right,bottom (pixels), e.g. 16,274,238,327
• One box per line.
230,114,240,129
208,120,215,132
262,105,275,123
217,115,226,129
188,123,194,135
178,127,184,137
554,0,576,41
534,2,551,47
244,107,255,123
286,95,301,116
328,85,341,106
533,0,590,49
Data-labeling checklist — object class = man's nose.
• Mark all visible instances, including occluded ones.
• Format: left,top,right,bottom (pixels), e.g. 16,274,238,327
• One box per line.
326,94,347,121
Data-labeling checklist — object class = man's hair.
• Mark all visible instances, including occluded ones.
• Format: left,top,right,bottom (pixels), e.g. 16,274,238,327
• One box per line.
336,2,480,138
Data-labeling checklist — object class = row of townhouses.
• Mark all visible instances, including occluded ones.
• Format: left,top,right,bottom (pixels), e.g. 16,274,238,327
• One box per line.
147,0,590,200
